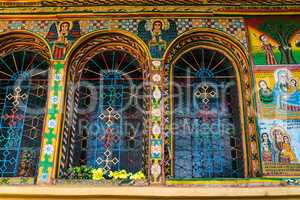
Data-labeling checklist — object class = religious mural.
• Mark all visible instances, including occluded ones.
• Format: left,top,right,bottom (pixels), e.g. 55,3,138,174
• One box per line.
248,17,300,177
259,119,300,176
247,17,300,65
46,21,81,59
0,17,250,184
137,19,177,58
255,68,300,119
254,67,300,176
1,12,300,185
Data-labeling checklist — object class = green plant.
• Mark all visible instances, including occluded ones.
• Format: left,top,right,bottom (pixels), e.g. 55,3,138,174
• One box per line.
63,166,146,185
66,166,93,179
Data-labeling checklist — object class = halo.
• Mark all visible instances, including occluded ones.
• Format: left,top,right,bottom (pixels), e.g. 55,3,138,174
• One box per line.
274,68,291,83
145,19,169,31
57,21,73,31
270,125,288,141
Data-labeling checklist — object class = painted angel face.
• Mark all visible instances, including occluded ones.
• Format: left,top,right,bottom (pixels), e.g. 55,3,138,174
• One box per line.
153,21,162,32
60,22,70,34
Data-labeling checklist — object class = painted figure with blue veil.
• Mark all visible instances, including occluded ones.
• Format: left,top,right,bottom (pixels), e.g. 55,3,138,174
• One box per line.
138,19,177,58
273,69,300,111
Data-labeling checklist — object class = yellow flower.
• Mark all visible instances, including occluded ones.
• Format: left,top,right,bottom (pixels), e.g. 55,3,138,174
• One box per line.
109,170,131,180
92,168,104,181
130,171,146,181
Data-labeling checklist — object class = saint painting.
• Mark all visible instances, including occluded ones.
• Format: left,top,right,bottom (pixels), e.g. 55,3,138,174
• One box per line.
273,69,300,111
260,127,298,164
270,126,297,164
259,34,278,65
138,19,177,58
257,69,300,115
46,21,81,59
258,119,300,176
261,132,274,162
258,80,274,104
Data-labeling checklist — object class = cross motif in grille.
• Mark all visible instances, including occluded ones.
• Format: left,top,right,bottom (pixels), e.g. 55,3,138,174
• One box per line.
194,85,216,105
98,106,120,127
2,113,24,127
99,127,120,148
6,87,28,107
96,150,119,172
196,105,217,123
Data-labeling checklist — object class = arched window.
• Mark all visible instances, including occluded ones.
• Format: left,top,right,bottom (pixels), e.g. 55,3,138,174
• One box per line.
78,50,144,172
60,33,150,177
0,50,50,177
172,48,244,178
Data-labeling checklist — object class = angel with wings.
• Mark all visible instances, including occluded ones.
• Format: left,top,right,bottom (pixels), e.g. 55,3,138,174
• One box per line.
46,21,81,59
138,19,177,58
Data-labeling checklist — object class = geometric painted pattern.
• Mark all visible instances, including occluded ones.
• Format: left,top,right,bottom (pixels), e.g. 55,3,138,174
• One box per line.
0,18,247,50
0,50,49,178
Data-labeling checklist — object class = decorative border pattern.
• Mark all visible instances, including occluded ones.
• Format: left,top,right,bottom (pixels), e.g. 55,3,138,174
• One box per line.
37,61,65,183
0,18,248,52
149,59,165,183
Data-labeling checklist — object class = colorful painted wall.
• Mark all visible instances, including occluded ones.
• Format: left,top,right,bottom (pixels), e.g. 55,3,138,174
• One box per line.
0,14,300,186
247,17,300,177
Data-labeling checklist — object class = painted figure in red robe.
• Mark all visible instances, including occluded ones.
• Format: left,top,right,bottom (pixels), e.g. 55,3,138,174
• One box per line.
46,21,81,59
259,34,277,65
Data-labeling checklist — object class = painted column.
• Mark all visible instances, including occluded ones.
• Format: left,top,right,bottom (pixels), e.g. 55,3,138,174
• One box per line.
149,59,165,184
37,60,65,184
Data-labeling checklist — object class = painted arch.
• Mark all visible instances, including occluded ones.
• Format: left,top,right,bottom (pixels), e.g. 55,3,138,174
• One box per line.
58,30,152,178
163,28,261,179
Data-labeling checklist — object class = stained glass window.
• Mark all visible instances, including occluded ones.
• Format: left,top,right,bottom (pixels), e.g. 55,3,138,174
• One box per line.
0,50,49,177
60,50,146,175
172,48,244,178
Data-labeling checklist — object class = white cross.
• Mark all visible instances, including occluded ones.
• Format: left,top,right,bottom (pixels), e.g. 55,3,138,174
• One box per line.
96,150,119,172
98,106,120,127
194,84,216,105
6,87,28,107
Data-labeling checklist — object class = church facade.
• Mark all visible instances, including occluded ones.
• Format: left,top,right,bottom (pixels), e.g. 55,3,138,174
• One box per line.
0,0,300,199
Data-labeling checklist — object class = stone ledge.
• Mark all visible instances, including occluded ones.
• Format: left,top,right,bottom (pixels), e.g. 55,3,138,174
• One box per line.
1,186,300,200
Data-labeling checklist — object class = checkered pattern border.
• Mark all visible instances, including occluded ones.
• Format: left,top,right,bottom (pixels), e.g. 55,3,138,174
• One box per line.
0,18,248,49
0,20,54,37
176,18,248,48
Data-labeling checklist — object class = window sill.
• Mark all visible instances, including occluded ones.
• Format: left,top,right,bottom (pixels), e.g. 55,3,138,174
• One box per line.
0,185,300,199
166,177,296,187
